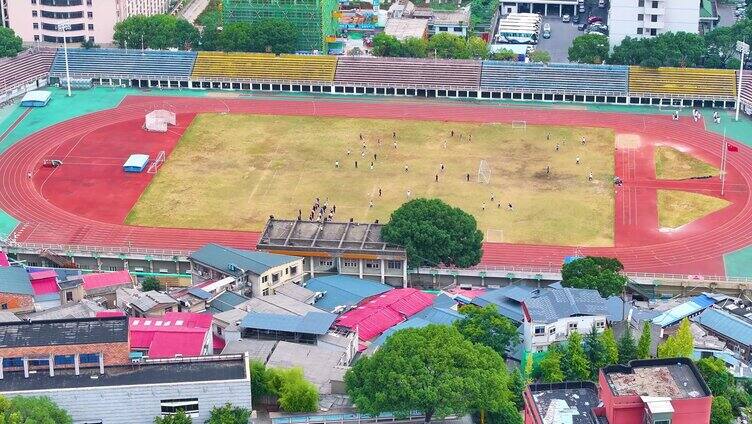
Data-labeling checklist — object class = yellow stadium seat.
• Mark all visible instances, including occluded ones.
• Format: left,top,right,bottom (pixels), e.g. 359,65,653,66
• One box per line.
191,52,337,82
628,66,736,97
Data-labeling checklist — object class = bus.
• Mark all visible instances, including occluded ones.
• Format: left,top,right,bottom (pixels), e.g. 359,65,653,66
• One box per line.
495,26,539,44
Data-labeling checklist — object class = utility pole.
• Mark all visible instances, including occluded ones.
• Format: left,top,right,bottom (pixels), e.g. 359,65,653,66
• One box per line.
58,24,72,97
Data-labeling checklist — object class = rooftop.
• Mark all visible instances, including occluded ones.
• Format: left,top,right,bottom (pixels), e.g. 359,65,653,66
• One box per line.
0,355,248,393
306,275,392,313
524,287,608,324
257,219,405,256
652,293,723,328
81,270,133,291
528,382,600,424
471,285,536,323
241,311,336,335
241,294,323,316
119,288,178,313
221,339,278,362
21,299,104,320
275,283,316,304
694,307,752,346
384,19,429,41
130,312,213,359
190,243,301,277
0,266,33,296
0,316,128,348
266,341,347,395
208,290,251,314
603,358,710,399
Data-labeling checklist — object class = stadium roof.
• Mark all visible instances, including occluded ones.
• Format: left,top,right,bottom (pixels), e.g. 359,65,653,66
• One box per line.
241,311,336,335
307,275,392,312
523,287,608,324
652,293,723,328
694,307,752,346
0,266,34,296
257,219,406,257
0,316,128,347
190,243,301,276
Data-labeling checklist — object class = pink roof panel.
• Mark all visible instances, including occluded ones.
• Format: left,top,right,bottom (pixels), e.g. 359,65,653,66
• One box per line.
31,278,59,296
82,270,132,290
147,331,206,358
335,289,435,341
96,310,126,318
129,312,212,357
0,251,9,267
29,270,57,280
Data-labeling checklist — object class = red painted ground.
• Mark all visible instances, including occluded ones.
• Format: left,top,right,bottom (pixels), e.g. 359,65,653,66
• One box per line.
1,95,749,276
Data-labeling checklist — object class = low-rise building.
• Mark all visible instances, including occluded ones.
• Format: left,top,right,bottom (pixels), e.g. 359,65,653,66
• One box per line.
0,354,252,424
694,306,752,362
190,243,304,297
0,266,35,313
306,274,392,314
129,312,213,359
257,219,408,286
116,287,180,316
60,270,135,307
384,18,429,41
523,381,601,424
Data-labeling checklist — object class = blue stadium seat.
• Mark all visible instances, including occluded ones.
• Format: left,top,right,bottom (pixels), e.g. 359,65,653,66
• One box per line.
480,61,629,95
50,48,197,79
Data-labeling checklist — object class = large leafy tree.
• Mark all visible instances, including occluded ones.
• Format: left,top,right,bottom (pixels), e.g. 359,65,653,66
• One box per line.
454,304,521,356
697,357,734,396
250,360,271,405
0,396,72,424
141,276,161,292
568,34,609,64
704,19,752,69
601,328,619,366
711,396,733,424
154,411,192,424
636,321,652,359
247,18,300,54
401,37,428,58
113,15,198,50
205,403,251,424
507,370,525,410
617,327,637,364
584,326,606,379
345,325,512,422
561,256,627,298
529,50,551,64
561,332,590,381
467,36,490,59
371,33,404,57
609,31,707,67
428,33,471,59
657,318,694,359
0,28,23,58
266,368,318,413
538,347,564,383
219,22,254,52
382,198,483,268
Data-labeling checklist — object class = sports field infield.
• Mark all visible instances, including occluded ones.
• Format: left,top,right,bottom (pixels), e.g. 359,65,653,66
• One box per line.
126,113,616,246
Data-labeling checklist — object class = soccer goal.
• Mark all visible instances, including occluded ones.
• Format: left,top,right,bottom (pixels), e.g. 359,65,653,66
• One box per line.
478,160,491,184
147,151,165,174
144,110,176,133
512,120,527,131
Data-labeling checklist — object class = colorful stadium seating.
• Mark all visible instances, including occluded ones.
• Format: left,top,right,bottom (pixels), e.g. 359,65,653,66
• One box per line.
628,66,736,97
0,48,55,92
334,57,482,88
191,52,337,81
50,48,197,79
740,71,752,111
480,62,629,94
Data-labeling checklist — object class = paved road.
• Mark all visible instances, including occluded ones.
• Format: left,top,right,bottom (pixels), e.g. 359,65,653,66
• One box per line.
180,0,210,24
536,16,582,63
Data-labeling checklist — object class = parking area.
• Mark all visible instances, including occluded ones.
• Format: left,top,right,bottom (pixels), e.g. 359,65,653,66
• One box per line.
535,5,608,63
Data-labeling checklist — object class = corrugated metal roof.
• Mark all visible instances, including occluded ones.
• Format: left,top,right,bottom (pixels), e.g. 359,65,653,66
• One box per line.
0,251,9,267
652,294,719,328
241,311,336,335
82,270,132,291
694,308,752,346
187,287,212,300
0,266,33,295
306,275,391,312
208,290,250,313
189,243,300,276
471,285,537,323
524,287,608,324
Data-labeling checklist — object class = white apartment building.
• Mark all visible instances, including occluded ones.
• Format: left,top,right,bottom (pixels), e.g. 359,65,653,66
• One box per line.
5,0,170,44
608,0,701,48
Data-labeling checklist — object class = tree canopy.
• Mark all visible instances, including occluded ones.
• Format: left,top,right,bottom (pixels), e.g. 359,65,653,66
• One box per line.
345,325,513,422
537,347,564,383
0,396,72,424
382,198,483,268
697,357,735,396
0,28,24,58
711,396,733,424
657,318,694,359
584,327,607,379
371,33,490,59
113,15,200,50
528,50,551,64
601,328,620,366
205,404,252,424
636,321,652,359
617,327,637,364
561,332,590,381
568,34,609,64
454,304,521,356
154,411,192,424
561,256,627,298
141,276,161,292
266,367,319,413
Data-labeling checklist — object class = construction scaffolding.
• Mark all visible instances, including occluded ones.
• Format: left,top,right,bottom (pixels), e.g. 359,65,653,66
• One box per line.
222,0,339,52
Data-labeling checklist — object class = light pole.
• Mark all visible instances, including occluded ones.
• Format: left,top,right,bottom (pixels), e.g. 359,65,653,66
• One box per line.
735,40,749,122
58,23,72,97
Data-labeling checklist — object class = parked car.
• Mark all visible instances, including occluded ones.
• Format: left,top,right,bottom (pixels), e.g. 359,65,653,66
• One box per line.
598,0,606,7
587,15,604,24
735,8,746,16
577,23,587,30
542,23,551,38
562,14,571,22
579,3,586,12
572,14,581,23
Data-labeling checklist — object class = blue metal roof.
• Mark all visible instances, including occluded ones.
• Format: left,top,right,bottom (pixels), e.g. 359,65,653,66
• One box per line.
187,288,212,300
306,275,391,312
0,266,34,295
471,286,537,323
208,290,249,313
190,244,300,276
370,305,462,348
240,311,336,335
695,308,752,346
652,294,719,328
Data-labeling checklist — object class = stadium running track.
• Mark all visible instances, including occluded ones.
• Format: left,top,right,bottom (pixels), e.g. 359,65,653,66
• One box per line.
1,95,750,276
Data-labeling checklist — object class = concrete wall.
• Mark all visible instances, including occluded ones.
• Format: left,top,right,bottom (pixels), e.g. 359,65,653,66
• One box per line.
524,314,607,351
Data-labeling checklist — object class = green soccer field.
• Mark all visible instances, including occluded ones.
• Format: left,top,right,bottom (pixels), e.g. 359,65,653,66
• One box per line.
125,113,616,246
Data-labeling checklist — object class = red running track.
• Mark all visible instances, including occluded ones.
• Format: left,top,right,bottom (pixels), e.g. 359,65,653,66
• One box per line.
0,95,750,275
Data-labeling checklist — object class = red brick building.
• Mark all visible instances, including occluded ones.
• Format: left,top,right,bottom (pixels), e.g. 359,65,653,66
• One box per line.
524,358,712,424
0,316,130,375
0,266,35,313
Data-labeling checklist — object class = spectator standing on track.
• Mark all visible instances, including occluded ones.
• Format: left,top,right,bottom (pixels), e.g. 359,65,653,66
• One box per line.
576,156,580,165
335,160,339,168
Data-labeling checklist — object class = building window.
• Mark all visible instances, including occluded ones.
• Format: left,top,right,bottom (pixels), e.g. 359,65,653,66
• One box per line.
650,28,657,36
549,327,555,334
290,266,297,275
87,11,93,17
261,275,268,283
568,322,578,331
54,355,75,365
34,35,40,41
32,10,38,16
637,27,644,35
29,358,49,366
285,268,289,275
2,358,23,367
160,398,199,417
272,273,279,282
637,13,644,21
654,420,670,424
439,26,448,31
650,14,657,22
318,259,333,267
534,326,545,335
66,291,74,302
453,27,462,32
79,353,100,364
86,0,91,4
638,0,644,6
365,261,380,269
387,260,402,269
262,288,270,296
31,0,37,4
0,303,7,310
343,260,357,268
595,321,606,328
651,0,658,7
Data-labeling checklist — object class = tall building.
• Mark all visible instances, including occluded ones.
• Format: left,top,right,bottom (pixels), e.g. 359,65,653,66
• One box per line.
608,0,701,47
222,0,339,52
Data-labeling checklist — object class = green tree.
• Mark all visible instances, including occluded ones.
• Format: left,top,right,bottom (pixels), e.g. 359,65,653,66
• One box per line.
636,321,652,359
490,49,516,61
266,368,319,413
467,36,489,59
725,387,751,417
507,370,525,410
568,34,609,64
538,348,564,383
0,396,72,424
561,256,627,298
174,19,200,50
484,402,522,424
205,403,251,424
154,411,192,424
0,28,23,58
382,198,483,268
219,22,254,52
454,304,521,356
80,39,101,49
345,325,512,422
601,328,619,366
617,327,637,364
113,15,197,50
697,357,734,396
428,33,470,59
401,37,428,58
609,31,708,67
250,360,271,405
247,18,300,54
371,33,404,57
523,352,534,384
528,50,551,64
141,276,161,292
704,19,752,69
561,332,590,381
711,396,733,424
584,326,606,379
657,318,694,359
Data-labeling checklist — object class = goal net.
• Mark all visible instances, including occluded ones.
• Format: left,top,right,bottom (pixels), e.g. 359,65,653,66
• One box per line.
478,160,491,184
512,120,527,130
147,150,165,174
144,110,176,133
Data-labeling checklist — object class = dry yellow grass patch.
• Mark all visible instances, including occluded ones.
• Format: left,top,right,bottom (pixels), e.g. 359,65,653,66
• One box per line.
657,190,730,229
655,146,718,180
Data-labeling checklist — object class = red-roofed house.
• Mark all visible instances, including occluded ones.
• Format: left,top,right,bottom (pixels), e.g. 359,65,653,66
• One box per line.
29,270,59,296
129,312,213,359
0,251,10,267
61,270,134,308
335,288,434,343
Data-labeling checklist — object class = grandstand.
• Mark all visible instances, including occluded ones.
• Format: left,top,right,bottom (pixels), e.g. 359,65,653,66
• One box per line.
740,71,752,115
191,52,337,82
0,48,55,103
49,49,197,82
480,62,629,96
628,66,737,99
334,57,481,90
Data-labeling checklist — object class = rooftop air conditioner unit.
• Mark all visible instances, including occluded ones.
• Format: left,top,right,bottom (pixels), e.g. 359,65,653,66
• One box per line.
228,263,238,272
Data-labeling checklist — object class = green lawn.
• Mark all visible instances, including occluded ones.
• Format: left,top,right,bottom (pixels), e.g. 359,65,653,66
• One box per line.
657,190,730,229
126,113,616,246
655,146,718,180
